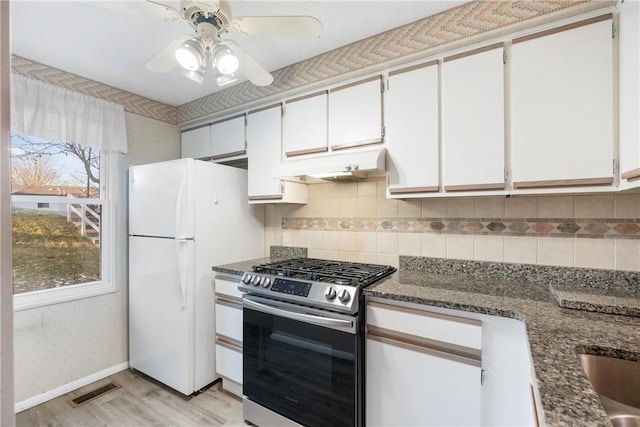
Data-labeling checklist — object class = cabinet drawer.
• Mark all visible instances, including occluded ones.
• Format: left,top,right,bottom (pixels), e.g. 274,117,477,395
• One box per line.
215,301,243,343
216,341,242,384
214,276,243,300
367,301,481,350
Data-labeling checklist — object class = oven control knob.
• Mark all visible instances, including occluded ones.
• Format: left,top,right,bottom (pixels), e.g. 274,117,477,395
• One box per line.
324,287,337,300
242,274,252,284
252,275,261,286
261,277,271,288
338,289,351,303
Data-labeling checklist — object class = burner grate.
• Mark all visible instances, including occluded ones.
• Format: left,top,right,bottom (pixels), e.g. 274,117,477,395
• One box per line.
253,258,396,287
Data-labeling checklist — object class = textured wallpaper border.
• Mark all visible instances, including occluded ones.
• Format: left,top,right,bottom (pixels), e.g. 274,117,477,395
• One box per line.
176,0,603,124
283,217,640,240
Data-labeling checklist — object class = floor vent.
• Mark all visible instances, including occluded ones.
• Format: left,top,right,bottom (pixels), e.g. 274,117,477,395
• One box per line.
71,382,120,406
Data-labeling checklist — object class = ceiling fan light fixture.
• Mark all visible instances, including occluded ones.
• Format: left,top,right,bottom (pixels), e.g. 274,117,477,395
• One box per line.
175,38,204,71
180,65,205,84
215,72,238,87
213,45,239,75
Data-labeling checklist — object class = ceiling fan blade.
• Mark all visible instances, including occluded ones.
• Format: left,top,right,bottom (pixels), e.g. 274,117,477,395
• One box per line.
88,0,183,22
225,41,274,86
145,35,192,73
230,16,322,39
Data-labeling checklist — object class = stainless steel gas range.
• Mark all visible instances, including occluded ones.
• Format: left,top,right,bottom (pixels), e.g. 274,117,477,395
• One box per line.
239,258,396,427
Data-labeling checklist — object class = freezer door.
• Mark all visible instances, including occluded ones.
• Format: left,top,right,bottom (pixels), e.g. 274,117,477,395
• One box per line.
129,158,195,238
129,235,196,395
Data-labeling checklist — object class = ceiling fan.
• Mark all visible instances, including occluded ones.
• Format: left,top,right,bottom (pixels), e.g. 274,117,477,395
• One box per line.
105,0,322,87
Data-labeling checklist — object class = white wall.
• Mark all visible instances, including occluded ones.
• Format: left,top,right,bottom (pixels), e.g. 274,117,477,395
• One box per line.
12,112,180,407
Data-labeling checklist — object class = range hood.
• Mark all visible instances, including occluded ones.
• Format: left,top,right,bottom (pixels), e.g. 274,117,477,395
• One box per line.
275,147,386,181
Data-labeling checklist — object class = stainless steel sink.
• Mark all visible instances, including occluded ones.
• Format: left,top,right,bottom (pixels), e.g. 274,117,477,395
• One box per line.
610,415,640,427
579,354,640,426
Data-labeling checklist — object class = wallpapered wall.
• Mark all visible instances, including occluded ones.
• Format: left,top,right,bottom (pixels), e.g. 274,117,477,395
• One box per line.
266,179,640,272
13,112,180,404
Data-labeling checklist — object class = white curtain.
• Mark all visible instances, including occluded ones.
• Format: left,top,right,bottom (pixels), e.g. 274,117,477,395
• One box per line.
10,74,128,153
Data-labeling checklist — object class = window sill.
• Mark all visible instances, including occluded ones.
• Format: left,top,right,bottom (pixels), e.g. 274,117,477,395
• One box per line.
13,281,118,311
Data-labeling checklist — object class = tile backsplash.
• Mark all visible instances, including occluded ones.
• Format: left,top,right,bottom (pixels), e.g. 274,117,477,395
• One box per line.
265,178,640,271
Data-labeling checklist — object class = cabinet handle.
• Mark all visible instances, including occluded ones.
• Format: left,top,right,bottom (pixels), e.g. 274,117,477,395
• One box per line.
331,138,383,151
248,194,283,201
389,186,439,194
209,150,246,161
513,177,613,189
367,325,481,368
216,336,243,353
215,295,243,309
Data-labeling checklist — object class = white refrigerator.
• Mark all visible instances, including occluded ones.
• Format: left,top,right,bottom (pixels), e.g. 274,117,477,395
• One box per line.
128,158,264,395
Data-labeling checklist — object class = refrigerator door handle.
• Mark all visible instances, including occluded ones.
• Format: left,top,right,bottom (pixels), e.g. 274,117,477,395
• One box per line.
176,239,188,309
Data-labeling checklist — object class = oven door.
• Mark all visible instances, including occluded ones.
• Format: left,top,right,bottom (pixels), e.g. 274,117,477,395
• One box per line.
243,295,360,427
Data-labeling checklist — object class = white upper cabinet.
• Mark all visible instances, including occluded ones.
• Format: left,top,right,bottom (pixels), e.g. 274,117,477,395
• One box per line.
284,91,328,157
328,76,384,150
510,16,614,189
246,105,307,204
442,45,505,192
181,115,245,161
386,61,440,195
181,125,211,159
210,115,246,160
619,2,640,186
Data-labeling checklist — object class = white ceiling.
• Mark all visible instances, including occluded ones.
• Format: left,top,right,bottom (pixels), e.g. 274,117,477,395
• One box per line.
11,0,466,106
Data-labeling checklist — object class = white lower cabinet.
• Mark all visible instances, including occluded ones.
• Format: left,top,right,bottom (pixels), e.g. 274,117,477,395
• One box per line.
366,298,538,427
214,275,243,397
366,300,482,426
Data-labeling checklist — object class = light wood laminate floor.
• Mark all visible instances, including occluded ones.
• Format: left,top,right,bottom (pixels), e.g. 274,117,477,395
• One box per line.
16,369,245,426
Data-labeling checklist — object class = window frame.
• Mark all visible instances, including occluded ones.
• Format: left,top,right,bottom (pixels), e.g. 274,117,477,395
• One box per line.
12,150,118,311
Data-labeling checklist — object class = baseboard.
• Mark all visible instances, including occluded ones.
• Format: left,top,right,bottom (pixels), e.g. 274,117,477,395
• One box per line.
14,361,129,413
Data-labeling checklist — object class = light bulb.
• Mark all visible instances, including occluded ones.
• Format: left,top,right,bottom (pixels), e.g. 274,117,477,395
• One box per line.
214,46,239,75
175,39,204,71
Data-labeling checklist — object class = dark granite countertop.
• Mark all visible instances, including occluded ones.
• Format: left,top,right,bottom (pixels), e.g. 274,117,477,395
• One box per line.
365,257,640,427
212,251,640,426
211,245,308,276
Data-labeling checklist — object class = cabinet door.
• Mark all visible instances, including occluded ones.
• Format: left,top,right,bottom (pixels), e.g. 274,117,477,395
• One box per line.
366,337,481,427
511,17,614,189
387,62,440,194
442,45,505,191
328,76,383,150
215,301,243,343
246,105,284,199
181,125,212,159
246,105,308,204
210,115,246,160
284,91,328,157
619,3,640,184
215,341,243,384
366,300,482,426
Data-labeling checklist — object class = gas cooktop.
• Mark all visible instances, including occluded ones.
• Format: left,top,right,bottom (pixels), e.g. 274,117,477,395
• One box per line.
252,257,396,287
240,258,396,314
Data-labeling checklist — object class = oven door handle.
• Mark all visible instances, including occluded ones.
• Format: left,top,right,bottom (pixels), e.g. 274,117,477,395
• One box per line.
243,297,354,329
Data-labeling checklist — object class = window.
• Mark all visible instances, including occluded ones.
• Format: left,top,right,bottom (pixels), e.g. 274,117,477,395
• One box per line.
10,133,117,310
10,74,127,310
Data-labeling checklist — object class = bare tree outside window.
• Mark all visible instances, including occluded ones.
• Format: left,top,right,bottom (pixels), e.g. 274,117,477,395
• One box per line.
11,156,60,187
